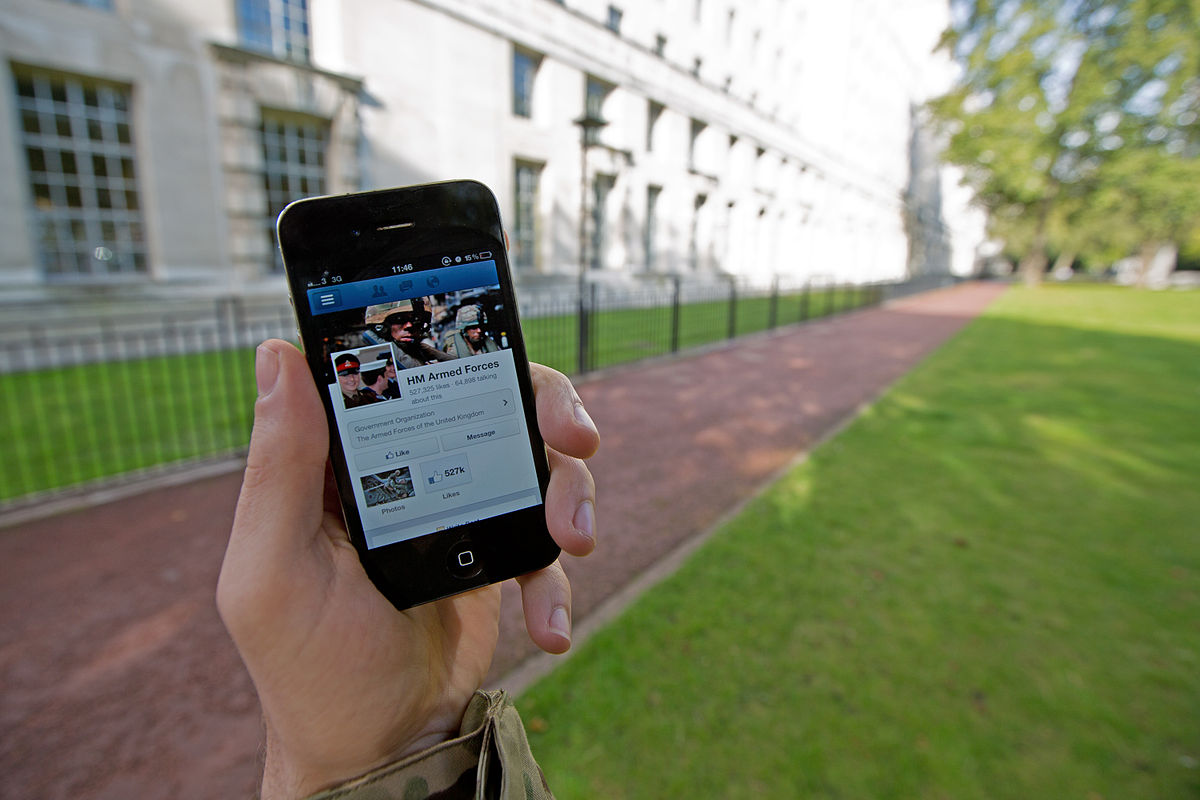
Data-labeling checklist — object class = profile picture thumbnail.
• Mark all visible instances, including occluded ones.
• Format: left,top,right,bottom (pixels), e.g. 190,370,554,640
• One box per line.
332,344,401,410
361,466,415,508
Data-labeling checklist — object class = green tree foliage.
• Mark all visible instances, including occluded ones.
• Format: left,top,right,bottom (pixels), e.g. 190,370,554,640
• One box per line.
930,0,1200,284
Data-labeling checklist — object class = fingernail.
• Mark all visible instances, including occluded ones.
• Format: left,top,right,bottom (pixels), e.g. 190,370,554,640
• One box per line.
573,401,597,433
549,606,571,643
573,500,595,543
256,344,280,398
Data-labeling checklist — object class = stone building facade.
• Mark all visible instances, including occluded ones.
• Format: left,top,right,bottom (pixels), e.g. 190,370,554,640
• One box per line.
0,0,983,305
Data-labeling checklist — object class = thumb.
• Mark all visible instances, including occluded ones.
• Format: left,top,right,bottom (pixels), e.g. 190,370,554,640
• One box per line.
230,339,330,555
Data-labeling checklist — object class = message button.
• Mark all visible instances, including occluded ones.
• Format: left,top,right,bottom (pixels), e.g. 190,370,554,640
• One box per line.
440,419,520,451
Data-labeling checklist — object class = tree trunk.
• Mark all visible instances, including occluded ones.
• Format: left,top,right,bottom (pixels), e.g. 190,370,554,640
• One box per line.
1135,241,1177,288
1050,250,1076,279
1019,231,1048,287
1019,203,1050,287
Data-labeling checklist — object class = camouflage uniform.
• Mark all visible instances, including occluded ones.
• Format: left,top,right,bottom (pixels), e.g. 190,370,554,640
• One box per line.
395,342,457,369
306,691,553,800
444,331,499,359
444,305,500,359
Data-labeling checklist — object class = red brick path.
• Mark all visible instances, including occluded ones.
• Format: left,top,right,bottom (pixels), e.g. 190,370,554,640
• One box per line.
0,282,1005,800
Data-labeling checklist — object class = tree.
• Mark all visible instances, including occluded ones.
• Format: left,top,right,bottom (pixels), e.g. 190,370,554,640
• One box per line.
1082,1,1200,283
930,0,1200,286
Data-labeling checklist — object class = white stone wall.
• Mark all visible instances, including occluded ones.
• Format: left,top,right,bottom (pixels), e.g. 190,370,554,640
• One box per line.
0,0,230,295
0,0,982,302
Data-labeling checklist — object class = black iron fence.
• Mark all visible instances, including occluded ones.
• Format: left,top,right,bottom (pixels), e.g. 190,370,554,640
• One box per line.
0,275,950,512
521,277,887,376
0,298,296,511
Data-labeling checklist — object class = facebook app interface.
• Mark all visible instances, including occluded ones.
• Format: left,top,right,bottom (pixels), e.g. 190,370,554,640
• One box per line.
307,260,542,549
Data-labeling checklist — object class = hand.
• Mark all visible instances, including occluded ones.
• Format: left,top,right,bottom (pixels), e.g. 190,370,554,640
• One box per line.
217,340,599,799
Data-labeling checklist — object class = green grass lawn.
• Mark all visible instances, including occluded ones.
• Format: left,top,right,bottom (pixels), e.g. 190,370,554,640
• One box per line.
519,284,1200,799
1,287,870,502
0,347,257,500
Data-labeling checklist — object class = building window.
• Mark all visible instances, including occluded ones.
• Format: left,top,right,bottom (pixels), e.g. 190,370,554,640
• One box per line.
236,0,311,63
591,174,615,271
688,118,706,170
690,193,708,271
585,77,609,119
654,34,667,57
14,66,146,278
646,100,664,152
606,5,622,33
583,76,613,145
513,160,541,270
260,111,327,270
645,185,661,272
512,47,541,118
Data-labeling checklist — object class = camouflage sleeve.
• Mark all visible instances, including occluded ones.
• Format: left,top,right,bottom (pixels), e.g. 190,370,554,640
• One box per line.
304,690,554,800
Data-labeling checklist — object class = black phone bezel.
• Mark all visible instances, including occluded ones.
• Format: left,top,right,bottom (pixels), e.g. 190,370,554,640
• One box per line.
277,180,557,610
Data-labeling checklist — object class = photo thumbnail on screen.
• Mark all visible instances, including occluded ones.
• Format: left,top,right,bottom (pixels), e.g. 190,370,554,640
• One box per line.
331,344,399,409
361,466,415,508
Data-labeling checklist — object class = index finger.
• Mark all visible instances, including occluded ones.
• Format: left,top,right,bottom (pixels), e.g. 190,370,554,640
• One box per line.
530,363,600,460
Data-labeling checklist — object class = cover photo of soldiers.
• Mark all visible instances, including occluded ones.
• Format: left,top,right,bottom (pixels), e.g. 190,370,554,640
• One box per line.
325,286,509,411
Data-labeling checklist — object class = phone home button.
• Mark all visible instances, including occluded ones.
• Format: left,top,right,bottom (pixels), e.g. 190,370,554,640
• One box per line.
447,539,483,580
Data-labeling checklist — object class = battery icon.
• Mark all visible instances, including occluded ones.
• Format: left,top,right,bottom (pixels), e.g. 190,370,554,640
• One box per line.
479,250,492,259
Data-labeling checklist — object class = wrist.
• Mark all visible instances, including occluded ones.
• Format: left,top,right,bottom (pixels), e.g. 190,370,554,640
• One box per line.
260,730,365,800
259,741,314,800
262,693,536,800
259,719,461,800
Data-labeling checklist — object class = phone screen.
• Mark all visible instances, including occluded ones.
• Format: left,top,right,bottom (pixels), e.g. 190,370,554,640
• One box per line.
303,257,543,549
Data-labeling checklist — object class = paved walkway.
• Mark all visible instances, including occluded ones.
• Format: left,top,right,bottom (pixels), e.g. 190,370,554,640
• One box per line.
0,282,1006,800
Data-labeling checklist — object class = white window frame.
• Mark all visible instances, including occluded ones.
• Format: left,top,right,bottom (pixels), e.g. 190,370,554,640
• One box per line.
260,110,328,271
237,0,311,62
14,65,147,280
513,160,542,271
512,47,541,119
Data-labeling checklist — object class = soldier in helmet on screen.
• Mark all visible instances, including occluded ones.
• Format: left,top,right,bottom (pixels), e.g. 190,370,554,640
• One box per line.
443,304,500,358
379,298,455,368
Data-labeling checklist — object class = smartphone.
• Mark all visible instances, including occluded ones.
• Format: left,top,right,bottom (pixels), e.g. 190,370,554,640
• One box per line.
277,180,558,610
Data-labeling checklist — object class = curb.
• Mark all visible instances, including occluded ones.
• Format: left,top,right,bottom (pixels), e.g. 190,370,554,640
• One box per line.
491,395,872,697
0,457,246,531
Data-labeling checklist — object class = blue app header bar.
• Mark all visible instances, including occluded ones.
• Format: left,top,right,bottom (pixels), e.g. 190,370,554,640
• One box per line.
307,260,500,316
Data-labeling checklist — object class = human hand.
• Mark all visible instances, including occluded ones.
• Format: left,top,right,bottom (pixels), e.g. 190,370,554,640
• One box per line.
217,340,598,799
